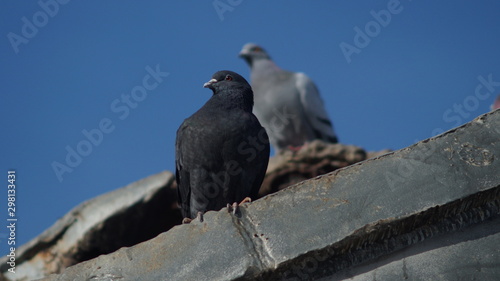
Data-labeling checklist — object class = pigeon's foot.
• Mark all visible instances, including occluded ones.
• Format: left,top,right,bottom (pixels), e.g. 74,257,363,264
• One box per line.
182,212,204,224
195,211,204,222
227,202,238,215
239,197,252,205
287,145,304,152
231,202,238,215
227,197,253,216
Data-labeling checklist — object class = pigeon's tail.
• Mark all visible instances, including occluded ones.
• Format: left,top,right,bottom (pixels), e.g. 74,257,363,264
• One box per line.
312,116,338,144
312,127,338,144
326,135,338,144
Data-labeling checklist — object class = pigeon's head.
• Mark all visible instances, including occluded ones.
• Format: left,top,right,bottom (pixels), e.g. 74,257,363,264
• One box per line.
203,70,251,93
239,43,271,65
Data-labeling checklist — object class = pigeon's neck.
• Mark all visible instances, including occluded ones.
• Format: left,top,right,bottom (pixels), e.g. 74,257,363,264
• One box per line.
251,58,281,79
210,88,254,112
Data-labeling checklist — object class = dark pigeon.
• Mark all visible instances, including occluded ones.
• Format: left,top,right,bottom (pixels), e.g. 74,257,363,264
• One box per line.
175,70,270,221
239,43,338,152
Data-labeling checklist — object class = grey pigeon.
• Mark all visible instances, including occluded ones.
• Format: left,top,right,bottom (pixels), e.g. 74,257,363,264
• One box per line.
239,43,338,152
175,70,270,221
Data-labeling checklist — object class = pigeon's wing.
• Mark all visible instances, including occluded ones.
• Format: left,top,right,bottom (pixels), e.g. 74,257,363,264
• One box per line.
175,121,192,219
248,125,270,198
176,115,230,219
233,120,270,200
295,72,338,143
216,113,269,202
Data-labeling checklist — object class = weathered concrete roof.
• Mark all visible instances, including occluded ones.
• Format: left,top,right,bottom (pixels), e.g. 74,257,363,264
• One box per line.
34,110,499,280
0,171,177,281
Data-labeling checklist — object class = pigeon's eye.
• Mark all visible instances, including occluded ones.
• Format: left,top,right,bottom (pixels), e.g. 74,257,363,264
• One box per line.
253,47,262,52
225,75,233,81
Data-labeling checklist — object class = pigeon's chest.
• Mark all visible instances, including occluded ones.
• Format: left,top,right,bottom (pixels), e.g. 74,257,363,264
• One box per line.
253,72,296,99
192,111,254,137
253,78,300,120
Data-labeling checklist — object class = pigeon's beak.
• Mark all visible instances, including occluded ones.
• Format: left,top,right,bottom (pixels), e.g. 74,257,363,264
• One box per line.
203,78,218,89
239,49,252,65
238,49,249,58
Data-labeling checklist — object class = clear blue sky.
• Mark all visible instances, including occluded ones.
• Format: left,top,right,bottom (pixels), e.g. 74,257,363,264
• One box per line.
1,1,499,255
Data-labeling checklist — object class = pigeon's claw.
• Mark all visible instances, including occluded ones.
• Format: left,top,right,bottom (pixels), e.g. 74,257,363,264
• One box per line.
239,197,252,205
227,198,252,216
182,212,204,224
232,202,238,215
287,145,304,152
196,211,204,222
227,203,238,215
